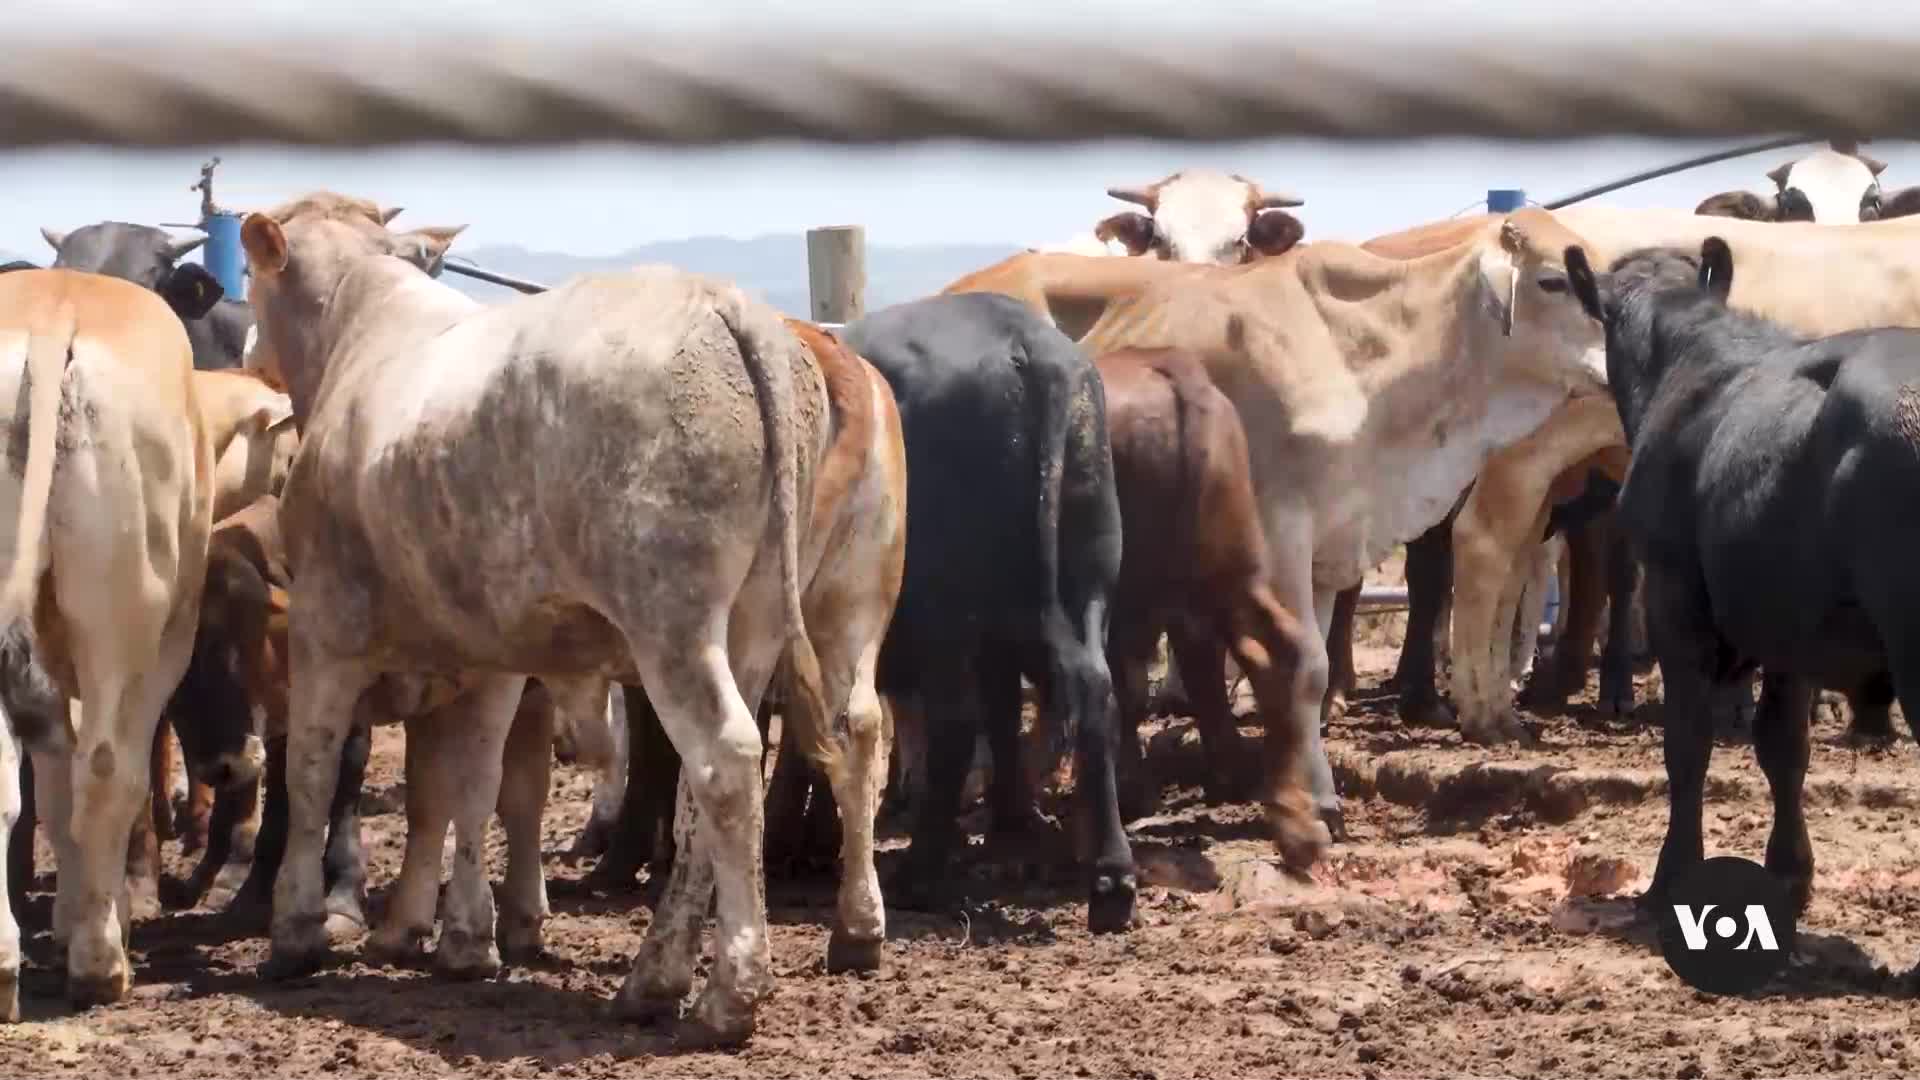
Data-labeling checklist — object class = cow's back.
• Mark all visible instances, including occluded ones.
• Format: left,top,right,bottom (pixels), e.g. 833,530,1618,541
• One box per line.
284,268,828,678
845,293,1117,683
1097,347,1266,604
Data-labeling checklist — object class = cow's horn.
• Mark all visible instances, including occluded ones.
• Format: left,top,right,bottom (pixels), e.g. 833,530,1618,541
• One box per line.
1106,185,1157,209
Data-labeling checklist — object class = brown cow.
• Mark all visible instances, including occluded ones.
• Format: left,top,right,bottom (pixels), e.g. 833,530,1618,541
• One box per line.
1097,347,1328,861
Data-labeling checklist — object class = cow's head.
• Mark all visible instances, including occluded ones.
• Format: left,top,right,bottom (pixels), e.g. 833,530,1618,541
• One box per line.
1695,144,1920,224
41,221,225,321
1492,209,1609,392
169,543,275,791
1558,238,1732,440
240,192,464,412
1097,170,1306,264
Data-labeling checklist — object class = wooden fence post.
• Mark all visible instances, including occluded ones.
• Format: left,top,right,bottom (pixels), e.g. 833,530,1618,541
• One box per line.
806,225,866,324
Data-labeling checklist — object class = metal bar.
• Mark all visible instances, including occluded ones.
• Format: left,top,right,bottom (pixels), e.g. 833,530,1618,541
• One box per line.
1359,586,1408,608
6,32,1920,145
441,260,550,295
1542,135,1820,209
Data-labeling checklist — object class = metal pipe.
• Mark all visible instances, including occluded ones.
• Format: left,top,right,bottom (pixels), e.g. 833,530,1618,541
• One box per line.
441,260,550,295
6,34,1920,145
1542,134,1819,209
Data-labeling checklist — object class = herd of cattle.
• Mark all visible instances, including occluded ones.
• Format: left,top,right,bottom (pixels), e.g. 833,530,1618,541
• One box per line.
0,140,1918,1046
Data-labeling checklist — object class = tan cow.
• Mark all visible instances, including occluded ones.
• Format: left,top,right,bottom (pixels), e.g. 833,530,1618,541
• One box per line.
968,209,1608,836
1443,207,1920,741
242,191,875,1047
0,269,273,1016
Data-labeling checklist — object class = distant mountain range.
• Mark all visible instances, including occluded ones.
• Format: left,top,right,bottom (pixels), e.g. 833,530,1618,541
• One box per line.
440,233,1021,315
1,233,1021,318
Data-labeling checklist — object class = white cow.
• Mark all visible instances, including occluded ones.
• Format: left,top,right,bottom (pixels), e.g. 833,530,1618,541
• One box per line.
242,191,867,1047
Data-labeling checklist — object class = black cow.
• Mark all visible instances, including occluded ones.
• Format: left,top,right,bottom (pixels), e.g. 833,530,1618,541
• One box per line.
1558,236,1916,916
2,624,63,919
841,293,1129,931
40,223,247,369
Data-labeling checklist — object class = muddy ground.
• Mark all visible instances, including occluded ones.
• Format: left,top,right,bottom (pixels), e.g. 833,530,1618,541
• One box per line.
5,627,1920,1077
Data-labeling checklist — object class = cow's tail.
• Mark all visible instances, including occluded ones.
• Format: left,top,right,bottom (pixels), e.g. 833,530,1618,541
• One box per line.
712,288,840,785
0,304,73,631
1026,335,1079,753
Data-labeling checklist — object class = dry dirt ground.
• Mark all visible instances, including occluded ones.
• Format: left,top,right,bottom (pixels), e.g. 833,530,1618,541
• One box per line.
5,618,1920,1076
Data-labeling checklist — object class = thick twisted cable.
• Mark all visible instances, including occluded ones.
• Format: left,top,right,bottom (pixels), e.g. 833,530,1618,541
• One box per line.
3,28,1919,146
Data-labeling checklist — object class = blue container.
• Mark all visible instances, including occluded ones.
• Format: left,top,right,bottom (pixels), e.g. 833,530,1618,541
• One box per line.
200,210,247,300
1486,188,1528,213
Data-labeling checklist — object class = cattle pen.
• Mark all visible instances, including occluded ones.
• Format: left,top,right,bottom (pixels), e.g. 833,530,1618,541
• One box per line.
9,10,1920,1080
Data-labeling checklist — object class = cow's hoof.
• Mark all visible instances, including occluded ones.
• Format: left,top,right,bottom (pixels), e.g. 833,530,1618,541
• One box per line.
825,931,885,974
0,968,18,1023
585,861,645,894
1399,697,1456,729
499,921,549,967
363,928,431,969
1318,804,1350,845
612,982,686,1025
67,968,131,1011
323,910,368,946
159,874,204,912
261,942,329,981
1117,779,1160,824
1087,871,1138,934
434,932,501,981
676,990,757,1050
224,893,275,936
125,880,162,924
1267,800,1332,871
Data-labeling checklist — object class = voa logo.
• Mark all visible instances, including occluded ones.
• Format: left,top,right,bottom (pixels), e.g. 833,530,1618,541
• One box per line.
1670,903,1780,952
1656,856,1797,996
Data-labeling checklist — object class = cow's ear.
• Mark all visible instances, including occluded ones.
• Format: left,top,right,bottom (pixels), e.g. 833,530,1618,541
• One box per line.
395,224,465,275
1246,209,1306,258
160,263,224,321
1698,237,1734,302
242,213,289,274
1877,185,1920,220
1093,211,1155,256
1564,245,1604,322
1694,191,1775,221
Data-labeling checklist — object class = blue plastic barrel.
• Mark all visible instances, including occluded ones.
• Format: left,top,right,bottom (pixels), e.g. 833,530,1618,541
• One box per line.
1486,188,1528,213
201,210,247,300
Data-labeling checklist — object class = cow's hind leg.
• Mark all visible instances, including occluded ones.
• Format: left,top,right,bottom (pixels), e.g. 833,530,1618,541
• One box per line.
66,657,184,1008
1752,671,1814,917
265,644,374,980
982,645,1045,838
1639,563,1721,910
1324,584,1359,722
619,630,771,1047
0,718,20,1022
1597,535,1641,717
806,626,890,975
321,723,371,940
1167,620,1248,804
496,687,554,964
433,675,525,979
7,756,30,927
890,658,984,913
1107,615,1167,820
1394,513,1455,727
1224,579,1330,870
1838,671,1896,742
365,709,462,967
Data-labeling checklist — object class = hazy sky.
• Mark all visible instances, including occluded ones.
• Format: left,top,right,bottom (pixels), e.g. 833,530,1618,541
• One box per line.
6,1,1920,259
